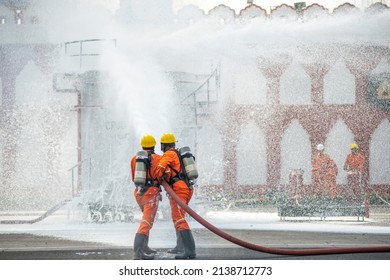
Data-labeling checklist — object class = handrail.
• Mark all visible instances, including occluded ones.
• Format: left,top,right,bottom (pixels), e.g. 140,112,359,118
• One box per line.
68,158,92,197
63,38,117,70
180,67,219,103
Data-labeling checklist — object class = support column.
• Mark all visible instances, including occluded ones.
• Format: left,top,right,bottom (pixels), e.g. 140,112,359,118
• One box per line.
222,102,239,195
262,64,284,187
304,63,329,105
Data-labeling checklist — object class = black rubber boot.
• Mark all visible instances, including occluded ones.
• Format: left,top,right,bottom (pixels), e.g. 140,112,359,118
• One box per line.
175,230,196,259
134,233,154,260
168,230,184,254
143,235,157,254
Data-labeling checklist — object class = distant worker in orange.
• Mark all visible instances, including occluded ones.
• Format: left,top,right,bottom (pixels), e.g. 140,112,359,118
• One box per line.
154,133,196,259
343,143,365,202
311,143,338,199
130,134,162,260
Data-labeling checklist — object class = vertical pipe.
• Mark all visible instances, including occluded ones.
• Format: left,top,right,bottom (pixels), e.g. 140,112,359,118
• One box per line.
89,158,92,190
79,41,83,70
77,88,82,196
193,92,198,157
71,168,74,197
207,80,210,106
193,92,198,126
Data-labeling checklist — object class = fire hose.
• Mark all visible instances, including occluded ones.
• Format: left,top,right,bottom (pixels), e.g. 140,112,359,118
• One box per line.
0,200,70,224
161,180,390,256
361,175,390,206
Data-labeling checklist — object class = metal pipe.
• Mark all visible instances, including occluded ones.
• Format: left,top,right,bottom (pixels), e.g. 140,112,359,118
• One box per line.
0,200,70,224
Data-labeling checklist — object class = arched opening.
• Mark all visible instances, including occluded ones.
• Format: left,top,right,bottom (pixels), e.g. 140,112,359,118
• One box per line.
280,119,311,184
15,60,50,105
280,62,311,105
197,123,224,187
325,119,355,184
232,62,267,105
324,59,355,104
237,120,266,185
370,119,390,184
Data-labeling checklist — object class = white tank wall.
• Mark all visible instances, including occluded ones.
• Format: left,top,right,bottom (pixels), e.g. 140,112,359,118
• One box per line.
370,119,390,184
13,63,50,207
237,120,267,185
14,108,49,202
6,60,78,209
280,119,312,184
15,61,50,105
324,59,356,104
14,61,50,189
280,62,312,105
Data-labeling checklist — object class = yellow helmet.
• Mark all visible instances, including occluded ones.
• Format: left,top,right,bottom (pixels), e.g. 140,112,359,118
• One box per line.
350,143,358,150
160,133,176,144
140,134,156,148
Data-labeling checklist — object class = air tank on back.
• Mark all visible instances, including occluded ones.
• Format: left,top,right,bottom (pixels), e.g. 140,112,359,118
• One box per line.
134,150,148,186
179,146,198,180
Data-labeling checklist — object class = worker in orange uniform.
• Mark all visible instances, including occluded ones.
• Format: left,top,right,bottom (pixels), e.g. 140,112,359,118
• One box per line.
130,134,162,260
343,143,365,202
154,133,196,259
311,144,338,199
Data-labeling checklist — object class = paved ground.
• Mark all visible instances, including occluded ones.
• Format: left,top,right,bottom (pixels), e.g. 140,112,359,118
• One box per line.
1,205,390,260
1,230,390,260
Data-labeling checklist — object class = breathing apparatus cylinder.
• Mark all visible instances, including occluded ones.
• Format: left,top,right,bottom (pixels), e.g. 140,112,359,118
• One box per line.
134,150,148,186
179,146,198,180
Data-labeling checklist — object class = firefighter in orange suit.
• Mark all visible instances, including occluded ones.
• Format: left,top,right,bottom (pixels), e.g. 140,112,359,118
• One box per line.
130,134,162,260
311,144,338,199
343,143,365,202
154,132,196,259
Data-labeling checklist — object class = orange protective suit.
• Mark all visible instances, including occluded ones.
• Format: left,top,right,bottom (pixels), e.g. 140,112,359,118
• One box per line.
312,153,338,199
344,153,364,173
130,150,161,236
344,152,365,201
154,148,193,231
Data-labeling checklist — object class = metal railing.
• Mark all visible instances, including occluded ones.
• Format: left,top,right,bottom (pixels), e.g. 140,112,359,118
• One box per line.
64,38,117,70
68,158,91,197
180,65,220,126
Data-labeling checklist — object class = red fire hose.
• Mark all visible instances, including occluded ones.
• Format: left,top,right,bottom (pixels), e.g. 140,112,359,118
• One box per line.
161,180,390,256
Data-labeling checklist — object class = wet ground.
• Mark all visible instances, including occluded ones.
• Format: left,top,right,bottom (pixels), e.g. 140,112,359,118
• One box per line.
1,231,390,260
1,205,390,260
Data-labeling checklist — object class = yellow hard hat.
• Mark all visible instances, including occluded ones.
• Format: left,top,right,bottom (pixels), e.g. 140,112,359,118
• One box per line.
140,134,156,148
350,143,358,150
160,133,176,144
